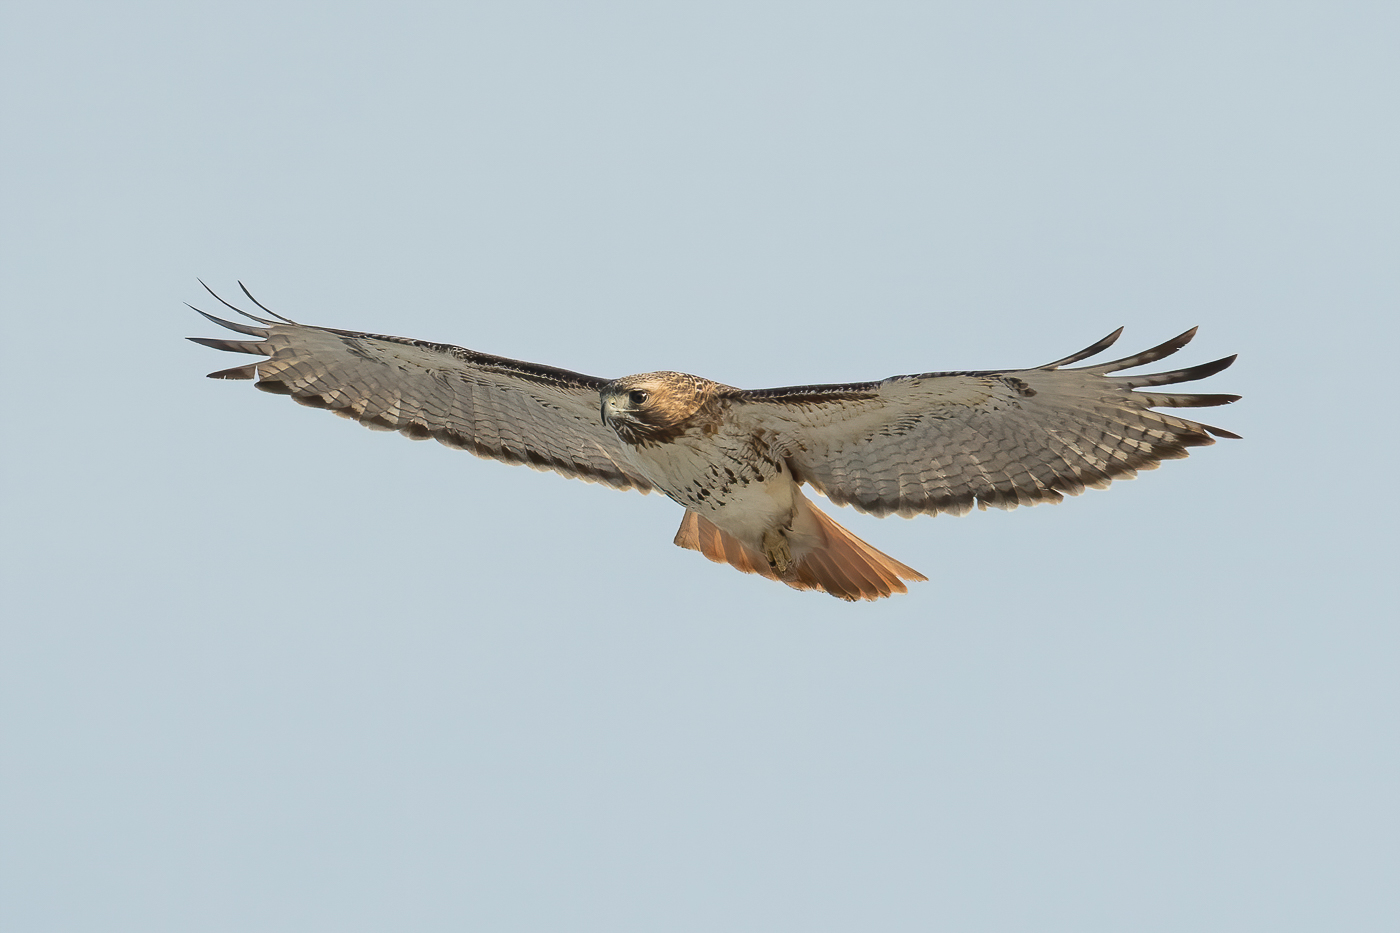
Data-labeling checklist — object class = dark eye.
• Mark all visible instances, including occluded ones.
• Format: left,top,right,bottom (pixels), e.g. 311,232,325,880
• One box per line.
628,389,648,406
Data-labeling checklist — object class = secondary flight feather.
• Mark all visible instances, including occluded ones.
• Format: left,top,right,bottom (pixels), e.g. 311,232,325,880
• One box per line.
190,283,1240,600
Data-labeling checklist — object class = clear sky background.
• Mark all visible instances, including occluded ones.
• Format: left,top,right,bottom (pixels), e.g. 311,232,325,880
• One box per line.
3,2,1396,930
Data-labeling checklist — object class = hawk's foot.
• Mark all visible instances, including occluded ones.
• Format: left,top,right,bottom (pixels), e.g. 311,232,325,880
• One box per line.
762,529,792,573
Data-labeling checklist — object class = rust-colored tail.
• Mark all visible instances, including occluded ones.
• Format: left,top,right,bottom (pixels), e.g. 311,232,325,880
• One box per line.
673,498,927,601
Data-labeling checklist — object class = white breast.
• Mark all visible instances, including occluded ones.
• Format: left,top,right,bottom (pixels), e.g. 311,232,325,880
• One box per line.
619,433,797,550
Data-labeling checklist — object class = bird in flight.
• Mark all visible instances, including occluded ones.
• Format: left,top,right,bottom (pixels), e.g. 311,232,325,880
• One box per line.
190,284,1239,601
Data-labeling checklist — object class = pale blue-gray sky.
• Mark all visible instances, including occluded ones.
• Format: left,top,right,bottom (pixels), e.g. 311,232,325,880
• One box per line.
3,2,1397,930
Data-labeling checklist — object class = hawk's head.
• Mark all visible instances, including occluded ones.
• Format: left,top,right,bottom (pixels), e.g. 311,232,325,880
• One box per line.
601,372,723,445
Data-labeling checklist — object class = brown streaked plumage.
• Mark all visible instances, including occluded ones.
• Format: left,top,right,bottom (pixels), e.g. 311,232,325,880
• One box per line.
189,283,1241,601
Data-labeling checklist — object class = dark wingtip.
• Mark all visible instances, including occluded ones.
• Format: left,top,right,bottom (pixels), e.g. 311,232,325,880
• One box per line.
188,305,268,337
187,336,266,354
1180,353,1237,381
1039,327,1125,369
206,363,260,380
237,281,298,324
1091,327,1203,374
1116,354,1240,394
198,279,277,325
1193,393,1242,407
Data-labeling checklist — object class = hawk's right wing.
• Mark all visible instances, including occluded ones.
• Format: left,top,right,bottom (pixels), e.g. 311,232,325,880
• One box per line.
189,285,652,493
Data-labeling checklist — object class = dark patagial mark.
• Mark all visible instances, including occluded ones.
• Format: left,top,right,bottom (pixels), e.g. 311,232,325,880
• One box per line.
1002,376,1037,397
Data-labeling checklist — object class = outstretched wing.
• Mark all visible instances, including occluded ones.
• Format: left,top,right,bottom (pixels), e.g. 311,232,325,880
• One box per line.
188,284,652,492
733,328,1238,517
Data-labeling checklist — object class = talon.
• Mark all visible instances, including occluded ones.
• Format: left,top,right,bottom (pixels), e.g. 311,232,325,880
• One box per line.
763,529,792,572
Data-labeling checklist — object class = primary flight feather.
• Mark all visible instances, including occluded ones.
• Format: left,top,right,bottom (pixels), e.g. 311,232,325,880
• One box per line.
190,284,1239,601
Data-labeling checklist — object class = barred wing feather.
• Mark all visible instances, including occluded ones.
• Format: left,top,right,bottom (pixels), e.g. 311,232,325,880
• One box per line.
188,286,652,493
736,328,1238,518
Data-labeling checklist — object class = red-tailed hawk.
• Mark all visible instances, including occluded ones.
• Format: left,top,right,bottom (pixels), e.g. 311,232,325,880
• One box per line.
190,284,1239,601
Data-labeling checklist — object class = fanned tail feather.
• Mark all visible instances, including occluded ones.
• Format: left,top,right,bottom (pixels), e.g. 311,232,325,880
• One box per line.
674,511,774,579
674,499,927,601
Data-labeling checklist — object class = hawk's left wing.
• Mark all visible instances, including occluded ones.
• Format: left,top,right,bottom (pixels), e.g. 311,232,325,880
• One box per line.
730,327,1238,518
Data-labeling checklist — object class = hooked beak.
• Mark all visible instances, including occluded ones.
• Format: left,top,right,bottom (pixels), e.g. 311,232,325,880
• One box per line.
601,393,625,426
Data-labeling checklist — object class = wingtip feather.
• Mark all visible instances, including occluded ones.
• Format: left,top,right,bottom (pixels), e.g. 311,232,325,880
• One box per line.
1088,327,1201,374
1039,327,1124,369
237,281,299,324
